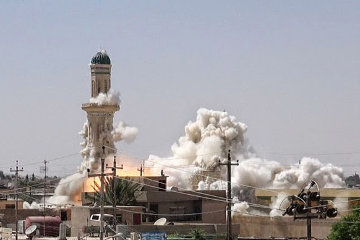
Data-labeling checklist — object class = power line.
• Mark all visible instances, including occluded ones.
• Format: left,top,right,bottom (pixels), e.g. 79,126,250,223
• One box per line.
115,207,224,216
113,175,228,203
135,154,281,194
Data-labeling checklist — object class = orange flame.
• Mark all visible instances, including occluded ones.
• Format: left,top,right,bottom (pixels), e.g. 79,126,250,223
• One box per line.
82,167,154,193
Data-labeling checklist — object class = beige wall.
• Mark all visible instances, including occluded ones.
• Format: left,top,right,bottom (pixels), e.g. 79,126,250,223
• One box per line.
234,215,338,239
70,206,143,237
201,199,226,224
0,199,24,209
118,223,239,240
137,190,226,224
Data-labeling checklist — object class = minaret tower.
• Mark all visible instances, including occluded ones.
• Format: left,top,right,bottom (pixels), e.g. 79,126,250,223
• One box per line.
81,50,119,162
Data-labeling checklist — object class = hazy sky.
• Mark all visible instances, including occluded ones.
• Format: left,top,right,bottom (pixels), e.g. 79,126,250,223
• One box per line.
1,1,359,177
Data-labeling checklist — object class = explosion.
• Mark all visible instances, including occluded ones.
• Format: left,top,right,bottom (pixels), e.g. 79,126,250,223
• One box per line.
145,108,346,216
46,89,138,205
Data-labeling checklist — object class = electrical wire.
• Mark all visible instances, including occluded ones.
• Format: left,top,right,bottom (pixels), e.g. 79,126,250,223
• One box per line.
120,152,281,194
114,207,225,216
113,175,228,203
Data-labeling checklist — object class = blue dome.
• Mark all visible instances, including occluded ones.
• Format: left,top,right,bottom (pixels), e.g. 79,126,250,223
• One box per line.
91,50,111,64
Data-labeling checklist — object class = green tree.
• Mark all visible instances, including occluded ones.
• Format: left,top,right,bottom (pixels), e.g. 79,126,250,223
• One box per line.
328,205,360,240
90,177,142,206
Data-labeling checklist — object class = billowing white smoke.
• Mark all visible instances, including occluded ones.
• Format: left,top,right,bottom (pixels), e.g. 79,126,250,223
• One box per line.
172,108,247,168
90,89,121,106
112,122,138,143
232,197,268,217
232,157,344,190
49,105,345,212
333,197,349,215
146,108,345,216
147,108,247,188
232,200,250,216
269,192,289,217
23,201,41,209
48,91,138,205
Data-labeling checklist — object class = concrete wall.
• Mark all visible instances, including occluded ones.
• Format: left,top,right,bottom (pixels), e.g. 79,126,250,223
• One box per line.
0,199,24,209
137,190,226,224
118,223,239,239
71,206,144,237
234,215,338,239
202,198,226,224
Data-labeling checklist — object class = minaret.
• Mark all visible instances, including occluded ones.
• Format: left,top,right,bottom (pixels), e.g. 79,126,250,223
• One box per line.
81,50,119,162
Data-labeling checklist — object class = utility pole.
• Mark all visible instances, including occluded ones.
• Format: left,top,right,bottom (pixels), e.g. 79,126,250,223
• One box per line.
42,160,47,236
106,155,123,229
219,150,239,240
88,146,113,240
137,164,144,177
10,160,23,240
306,195,311,240
283,180,338,240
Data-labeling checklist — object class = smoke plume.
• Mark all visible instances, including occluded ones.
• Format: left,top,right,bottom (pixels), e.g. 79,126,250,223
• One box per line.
146,108,346,216
49,105,345,213
48,91,137,205
112,122,138,143
90,89,121,106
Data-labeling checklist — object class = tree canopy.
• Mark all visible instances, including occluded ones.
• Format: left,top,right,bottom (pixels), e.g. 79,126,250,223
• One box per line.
328,205,360,240
90,177,142,206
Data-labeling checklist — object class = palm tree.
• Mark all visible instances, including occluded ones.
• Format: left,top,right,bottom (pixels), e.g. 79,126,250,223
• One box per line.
90,177,142,206
190,229,206,240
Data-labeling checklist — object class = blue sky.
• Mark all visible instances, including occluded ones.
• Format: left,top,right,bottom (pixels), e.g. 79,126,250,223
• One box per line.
1,1,359,176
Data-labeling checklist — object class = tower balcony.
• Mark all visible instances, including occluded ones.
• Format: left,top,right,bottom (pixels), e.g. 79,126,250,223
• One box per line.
81,103,120,113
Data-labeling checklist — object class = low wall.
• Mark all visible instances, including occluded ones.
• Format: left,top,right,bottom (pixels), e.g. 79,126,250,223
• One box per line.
74,223,239,239
234,215,338,239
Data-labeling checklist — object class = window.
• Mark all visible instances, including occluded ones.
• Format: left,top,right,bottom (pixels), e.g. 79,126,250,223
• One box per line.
116,214,122,224
149,204,158,222
61,210,67,221
92,81,95,97
5,204,15,209
158,180,166,191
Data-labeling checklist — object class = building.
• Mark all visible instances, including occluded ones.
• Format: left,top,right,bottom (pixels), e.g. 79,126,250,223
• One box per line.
81,50,119,160
81,175,226,224
71,206,144,237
